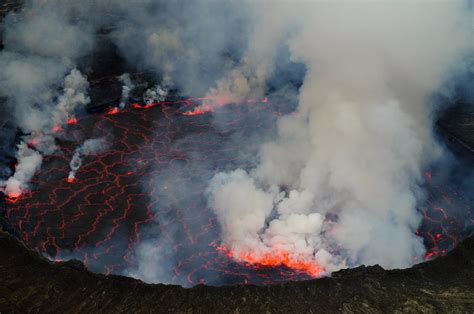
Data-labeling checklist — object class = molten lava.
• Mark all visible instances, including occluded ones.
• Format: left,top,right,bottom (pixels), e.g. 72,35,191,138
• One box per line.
67,117,78,125
132,102,158,109
215,245,323,277
107,107,121,115
182,96,270,116
5,191,21,203
182,104,212,116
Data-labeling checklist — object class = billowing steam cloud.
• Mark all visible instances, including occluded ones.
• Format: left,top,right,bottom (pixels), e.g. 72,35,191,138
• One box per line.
54,69,90,126
1,142,42,198
143,85,168,105
0,67,91,195
110,0,250,97
202,2,292,108
0,1,95,196
207,2,473,273
0,1,94,132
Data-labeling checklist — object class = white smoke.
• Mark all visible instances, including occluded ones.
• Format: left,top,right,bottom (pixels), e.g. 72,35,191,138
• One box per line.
1,68,91,194
125,240,175,285
1,142,42,197
207,2,473,274
68,138,108,182
118,73,135,109
53,69,90,125
203,2,294,107
0,1,95,196
110,1,251,97
143,85,168,105
28,135,58,156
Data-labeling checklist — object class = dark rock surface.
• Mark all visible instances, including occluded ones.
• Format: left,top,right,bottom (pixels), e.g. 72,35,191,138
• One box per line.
1,229,473,313
0,0,21,23
438,104,474,153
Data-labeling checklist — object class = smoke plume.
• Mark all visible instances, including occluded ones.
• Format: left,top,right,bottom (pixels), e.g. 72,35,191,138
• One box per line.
0,1,95,195
118,73,134,109
207,2,473,273
54,69,90,126
68,138,108,182
143,85,168,105
1,142,42,198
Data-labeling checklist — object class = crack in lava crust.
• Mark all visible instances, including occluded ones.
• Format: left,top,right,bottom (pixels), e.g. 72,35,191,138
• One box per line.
1,97,473,286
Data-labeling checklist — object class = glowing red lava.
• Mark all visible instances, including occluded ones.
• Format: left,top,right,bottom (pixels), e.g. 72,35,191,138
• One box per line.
132,102,159,109
5,191,21,203
67,117,78,125
107,107,121,115
182,104,212,116
182,97,269,116
215,245,323,277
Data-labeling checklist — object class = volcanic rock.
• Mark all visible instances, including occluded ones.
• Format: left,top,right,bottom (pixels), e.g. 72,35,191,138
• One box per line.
0,229,473,313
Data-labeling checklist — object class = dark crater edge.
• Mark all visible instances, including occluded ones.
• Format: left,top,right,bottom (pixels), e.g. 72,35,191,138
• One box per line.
0,228,473,313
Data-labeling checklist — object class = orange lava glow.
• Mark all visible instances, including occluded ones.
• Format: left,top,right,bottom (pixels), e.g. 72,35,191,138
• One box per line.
424,251,435,260
67,117,78,125
107,107,121,115
215,245,323,277
183,97,270,116
52,125,62,133
132,102,158,109
182,104,212,116
6,191,21,203
67,177,76,184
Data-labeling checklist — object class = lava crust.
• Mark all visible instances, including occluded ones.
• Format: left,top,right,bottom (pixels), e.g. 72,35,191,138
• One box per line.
2,97,473,286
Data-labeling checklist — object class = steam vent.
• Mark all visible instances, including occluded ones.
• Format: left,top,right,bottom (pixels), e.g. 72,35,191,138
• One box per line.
1,1,473,312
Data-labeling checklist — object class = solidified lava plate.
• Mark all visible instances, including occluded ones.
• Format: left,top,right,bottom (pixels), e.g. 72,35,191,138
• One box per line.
2,97,474,286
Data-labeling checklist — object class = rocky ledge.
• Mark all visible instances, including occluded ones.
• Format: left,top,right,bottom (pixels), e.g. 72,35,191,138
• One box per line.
0,229,473,313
